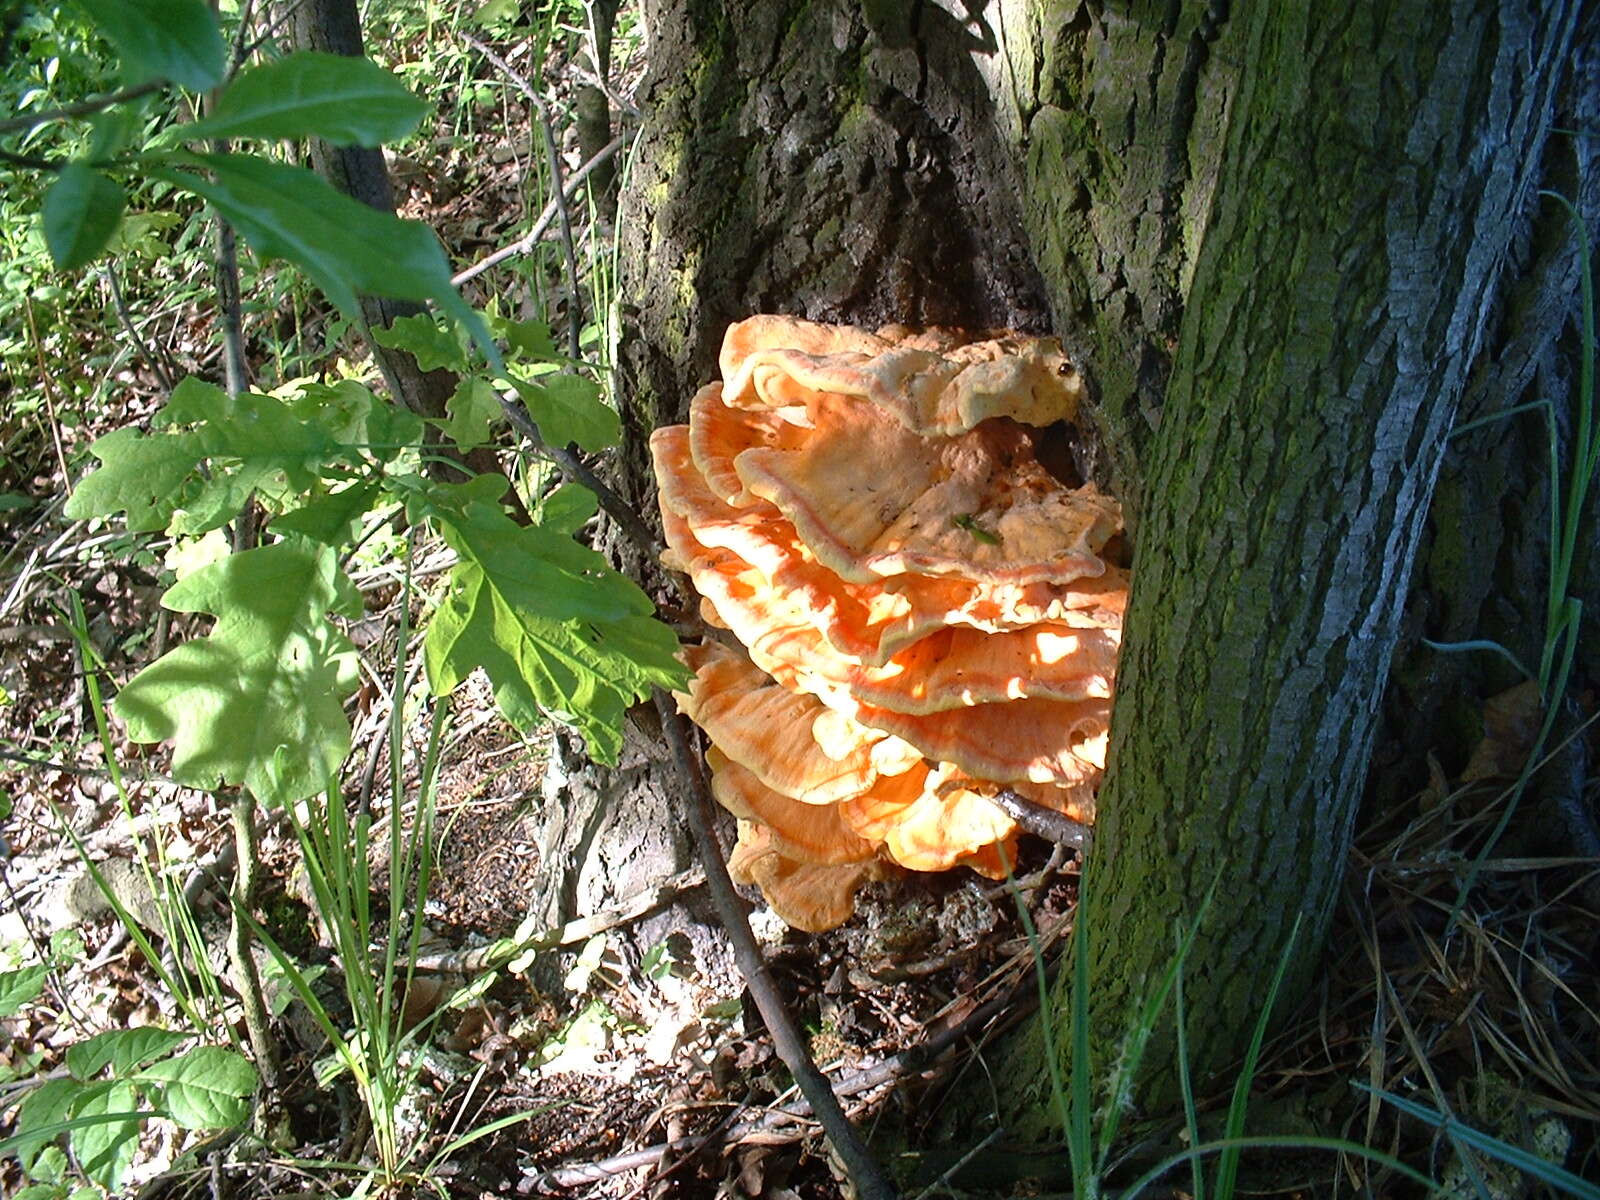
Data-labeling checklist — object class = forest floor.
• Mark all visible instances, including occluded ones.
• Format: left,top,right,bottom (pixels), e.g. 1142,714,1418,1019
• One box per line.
2,5,1598,1199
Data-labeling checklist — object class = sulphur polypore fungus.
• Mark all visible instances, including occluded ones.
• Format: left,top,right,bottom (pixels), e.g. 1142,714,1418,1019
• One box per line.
654,316,1126,931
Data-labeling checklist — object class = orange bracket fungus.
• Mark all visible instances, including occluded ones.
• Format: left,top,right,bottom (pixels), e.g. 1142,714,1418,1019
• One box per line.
653,316,1127,931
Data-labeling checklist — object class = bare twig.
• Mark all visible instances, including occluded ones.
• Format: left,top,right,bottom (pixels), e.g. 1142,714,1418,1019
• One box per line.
451,135,624,286
21,295,71,483
0,145,60,170
654,694,899,1200
460,33,583,359
407,868,706,974
990,788,1093,851
227,793,279,1092
0,80,164,135
104,265,179,391
497,393,661,556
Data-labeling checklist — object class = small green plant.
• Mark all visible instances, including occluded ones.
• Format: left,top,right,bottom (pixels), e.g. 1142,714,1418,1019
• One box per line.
0,964,255,1198
244,630,550,1195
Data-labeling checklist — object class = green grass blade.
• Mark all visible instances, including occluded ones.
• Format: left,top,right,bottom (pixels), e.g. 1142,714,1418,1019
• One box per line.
1420,637,1534,682
1215,915,1301,1199
1361,1085,1600,1199
1121,1134,1439,1198
1096,881,1217,1161
1069,900,1094,1189
1001,852,1074,1153
1172,932,1204,1200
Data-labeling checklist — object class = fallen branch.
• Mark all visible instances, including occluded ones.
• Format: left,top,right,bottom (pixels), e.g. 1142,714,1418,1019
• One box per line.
655,693,899,1200
407,868,706,974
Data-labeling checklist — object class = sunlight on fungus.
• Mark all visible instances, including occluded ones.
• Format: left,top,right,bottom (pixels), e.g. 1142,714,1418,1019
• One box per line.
653,316,1126,931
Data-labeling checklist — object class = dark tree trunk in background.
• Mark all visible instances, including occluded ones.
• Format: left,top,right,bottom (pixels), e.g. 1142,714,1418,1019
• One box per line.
532,0,1598,1134
292,0,518,495
292,0,460,424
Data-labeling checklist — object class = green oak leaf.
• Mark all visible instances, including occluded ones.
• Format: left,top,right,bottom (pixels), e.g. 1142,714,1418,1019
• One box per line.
510,373,619,452
158,155,497,368
67,379,348,535
281,379,374,445
431,494,646,624
371,312,467,373
420,488,685,764
442,378,501,451
42,165,126,270
113,544,360,806
64,425,207,532
270,481,382,545
72,0,224,90
538,482,598,534
179,52,427,146
491,315,556,360
137,1047,256,1129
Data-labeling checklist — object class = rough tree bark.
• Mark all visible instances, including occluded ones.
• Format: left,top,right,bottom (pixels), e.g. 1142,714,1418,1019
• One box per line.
1002,0,1589,1121
530,0,1598,1138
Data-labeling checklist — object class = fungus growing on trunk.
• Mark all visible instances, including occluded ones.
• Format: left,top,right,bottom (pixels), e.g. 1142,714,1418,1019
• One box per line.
655,316,1127,930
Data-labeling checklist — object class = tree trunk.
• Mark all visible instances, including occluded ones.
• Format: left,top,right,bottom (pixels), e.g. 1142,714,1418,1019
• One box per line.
1001,0,1588,1120
534,0,1598,1137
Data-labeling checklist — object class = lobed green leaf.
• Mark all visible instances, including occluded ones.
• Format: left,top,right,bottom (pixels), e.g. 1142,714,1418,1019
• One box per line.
421,486,687,764
113,543,361,806
443,378,502,451
64,425,208,532
65,380,348,536
511,373,619,452
372,312,468,374
180,52,428,146
42,165,126,270
270,481,383,545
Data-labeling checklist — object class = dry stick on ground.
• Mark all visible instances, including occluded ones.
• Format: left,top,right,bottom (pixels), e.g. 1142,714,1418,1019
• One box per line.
406,868,706,974
528,957,1051,1190
653,694,900,1200
462,33,584,361
990,788,1093,851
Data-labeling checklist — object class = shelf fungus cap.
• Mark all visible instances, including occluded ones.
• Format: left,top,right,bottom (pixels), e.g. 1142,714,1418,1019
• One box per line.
725,398,1120,586
659,316,1127,931
675,641,919,805
727,824,885,933
719,315,1085,437
655,421,1126,666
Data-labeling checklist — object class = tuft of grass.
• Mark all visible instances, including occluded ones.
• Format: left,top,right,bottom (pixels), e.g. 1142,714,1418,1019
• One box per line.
998,862,1594,1198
